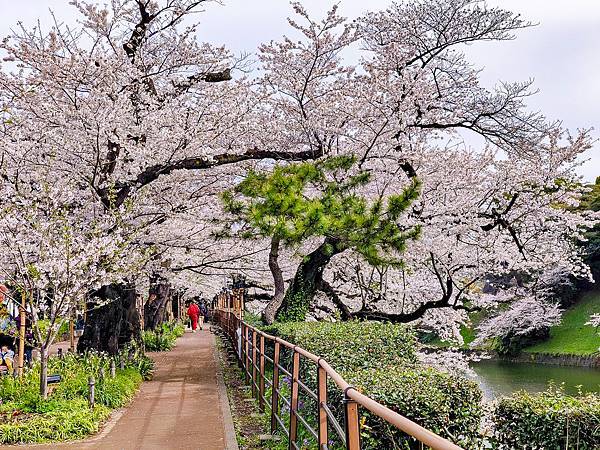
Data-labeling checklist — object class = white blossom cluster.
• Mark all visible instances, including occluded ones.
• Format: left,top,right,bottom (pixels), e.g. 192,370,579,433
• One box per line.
0,0,596,356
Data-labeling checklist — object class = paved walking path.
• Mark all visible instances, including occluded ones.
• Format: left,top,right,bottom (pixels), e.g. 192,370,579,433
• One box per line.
20,329,238,450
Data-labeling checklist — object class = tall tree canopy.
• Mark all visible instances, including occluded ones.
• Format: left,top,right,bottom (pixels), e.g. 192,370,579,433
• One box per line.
0,0,596,348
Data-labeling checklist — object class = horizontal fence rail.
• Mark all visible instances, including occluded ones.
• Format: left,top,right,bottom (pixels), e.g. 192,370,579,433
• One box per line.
213,291,463,450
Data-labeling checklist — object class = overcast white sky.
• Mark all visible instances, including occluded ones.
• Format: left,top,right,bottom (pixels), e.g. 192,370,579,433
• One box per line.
1,0,598,181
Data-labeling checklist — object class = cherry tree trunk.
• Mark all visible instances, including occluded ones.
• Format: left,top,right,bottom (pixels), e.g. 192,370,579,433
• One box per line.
276,238,345,322
144,276,171,331
39,346,48,399
78,283,141,355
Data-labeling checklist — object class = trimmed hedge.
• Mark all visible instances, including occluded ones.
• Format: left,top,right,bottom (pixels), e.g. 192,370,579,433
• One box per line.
262,321,481,449
493,387,600,449
263,320,418,372
348,366,482,449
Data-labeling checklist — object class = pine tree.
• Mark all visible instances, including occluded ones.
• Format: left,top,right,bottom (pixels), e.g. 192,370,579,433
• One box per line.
222,155,421,322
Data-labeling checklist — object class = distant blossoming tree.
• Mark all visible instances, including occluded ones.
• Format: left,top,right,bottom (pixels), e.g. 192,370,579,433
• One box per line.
472,297,563,355
0,165,135,396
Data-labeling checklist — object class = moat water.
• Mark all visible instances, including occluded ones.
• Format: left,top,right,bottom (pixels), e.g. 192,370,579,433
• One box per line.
471,359,600,399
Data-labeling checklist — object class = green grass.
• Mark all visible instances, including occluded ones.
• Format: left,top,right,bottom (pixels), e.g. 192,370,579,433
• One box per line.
525,291,600,356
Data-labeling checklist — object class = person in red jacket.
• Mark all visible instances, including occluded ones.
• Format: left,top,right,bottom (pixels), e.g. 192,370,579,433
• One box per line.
187,301,200,332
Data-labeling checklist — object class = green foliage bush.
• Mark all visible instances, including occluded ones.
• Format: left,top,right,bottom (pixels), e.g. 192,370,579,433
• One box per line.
0,349,148,444
95,368,142,408
262,321,480,448
263,321,418,372
143,321,185,351
348,366,482,449
492,386,600,449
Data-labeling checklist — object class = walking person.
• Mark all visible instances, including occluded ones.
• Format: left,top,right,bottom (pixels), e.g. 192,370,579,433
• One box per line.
199,301,208,331
186,301,200,333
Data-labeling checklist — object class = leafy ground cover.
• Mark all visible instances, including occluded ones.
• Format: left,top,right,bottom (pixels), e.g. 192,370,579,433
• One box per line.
143,322,185,351
0,349,153,444
525,290,600,356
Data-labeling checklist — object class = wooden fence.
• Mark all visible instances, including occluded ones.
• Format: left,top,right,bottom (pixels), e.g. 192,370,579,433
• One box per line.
213,291,463,450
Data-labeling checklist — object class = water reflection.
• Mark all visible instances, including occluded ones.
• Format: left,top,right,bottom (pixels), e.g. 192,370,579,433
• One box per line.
470,359,600,399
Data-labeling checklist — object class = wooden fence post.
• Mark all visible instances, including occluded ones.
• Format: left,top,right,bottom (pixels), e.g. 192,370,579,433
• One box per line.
110,360,116,378
241,322,245,372
240,323,245,366
245,325,250,383
259,334,265,412
271,341,281,434
288,350,300,449
344,390,360,450
226,293,231,336
252,330,257,397
318,365,328,449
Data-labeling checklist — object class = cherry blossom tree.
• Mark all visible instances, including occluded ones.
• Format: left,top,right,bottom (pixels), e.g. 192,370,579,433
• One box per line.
225,1,595,336
0,0,259,344
0,0,596,354
471,297,562,355
0,158,135,395
151,0,596,339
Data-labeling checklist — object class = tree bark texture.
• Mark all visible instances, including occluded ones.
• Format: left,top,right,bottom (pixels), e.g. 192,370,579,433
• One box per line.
39,346,48,399
78,283,141,355
262,237,286,325
276,237,345,322
144,275,171,330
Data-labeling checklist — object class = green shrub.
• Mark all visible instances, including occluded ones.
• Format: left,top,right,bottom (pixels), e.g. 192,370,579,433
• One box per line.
263,321,417,372
96,368,142,408
133,355,155,380
346,367,482,449
143,330,175,351
261,321,480,449
143,321,185,351
242,311,264,328
492,386,600,449
0,399,111,444
347,366,482,449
